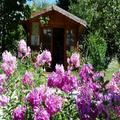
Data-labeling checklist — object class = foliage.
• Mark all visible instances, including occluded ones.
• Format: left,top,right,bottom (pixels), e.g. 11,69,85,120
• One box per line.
69,0,120,69
84,32,108,70
0,0,30,53
56,0,78,11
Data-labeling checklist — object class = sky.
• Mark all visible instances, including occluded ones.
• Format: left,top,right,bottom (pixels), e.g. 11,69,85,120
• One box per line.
48,0,56,4
27,0,56,6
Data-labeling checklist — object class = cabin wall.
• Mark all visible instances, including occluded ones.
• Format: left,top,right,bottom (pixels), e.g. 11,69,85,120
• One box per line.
24,11,84,68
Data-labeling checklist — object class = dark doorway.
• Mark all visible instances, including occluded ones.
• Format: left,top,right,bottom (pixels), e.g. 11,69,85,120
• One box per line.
52,28,64,69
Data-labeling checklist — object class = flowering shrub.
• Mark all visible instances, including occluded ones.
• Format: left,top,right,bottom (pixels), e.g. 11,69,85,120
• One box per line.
0,39,120,120
18,39,31,58
35,50,52,68
1,51,17,76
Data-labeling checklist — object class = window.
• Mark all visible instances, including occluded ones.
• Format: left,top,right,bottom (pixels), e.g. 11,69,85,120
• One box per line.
42,28,52,51
31,22,40,46
66,30,75,51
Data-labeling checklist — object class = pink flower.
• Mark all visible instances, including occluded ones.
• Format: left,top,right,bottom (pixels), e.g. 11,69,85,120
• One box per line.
48,71,78,93
45,95,63,116
55,64,64,75
12,106,26,120
48,72,63,89
0,74,6,85
107,71,120,93
2,51,16,64
0,85,4,94
0,95,9,106
22,71,33,86
35,50,52,68
67,52,80,69
79,64,94,82
61,71,78,93
34,108,50,120
1,51,17,76
26,85,55,108
18,39,31,58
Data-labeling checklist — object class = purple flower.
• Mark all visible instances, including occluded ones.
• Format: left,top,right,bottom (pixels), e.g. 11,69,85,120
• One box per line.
62,71,78,93
34,108,50,120
55,64,65,75
45,95,63,116
18,39,31,58
76,84,98,120
0,74,6,85
26,85,55,108
22,71,33,86
67,52,80,69
1,51,17,76
107,71,120,93
12,106,26,120
48,71,78,93
112,71,120,84
0,95,9,106
48,72,63,89
35,50,52,68
79,64,94,82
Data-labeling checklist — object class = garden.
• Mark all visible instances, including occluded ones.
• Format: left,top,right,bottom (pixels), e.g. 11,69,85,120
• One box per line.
0,39,120,120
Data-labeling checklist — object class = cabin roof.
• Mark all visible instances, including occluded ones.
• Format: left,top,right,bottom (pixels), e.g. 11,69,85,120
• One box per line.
30,5,87,27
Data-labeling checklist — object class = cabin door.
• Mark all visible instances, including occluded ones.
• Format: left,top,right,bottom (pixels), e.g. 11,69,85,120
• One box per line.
52,28,64,69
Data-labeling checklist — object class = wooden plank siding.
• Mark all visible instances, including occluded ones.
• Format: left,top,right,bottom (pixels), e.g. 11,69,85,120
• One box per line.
22,5,87,69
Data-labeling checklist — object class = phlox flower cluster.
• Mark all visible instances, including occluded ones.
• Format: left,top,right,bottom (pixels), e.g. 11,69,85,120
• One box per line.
22,71,33,86
34,108,50,120
67,52,80,70
0,74,6,94
35,50,52,68
76,64,120,119
48,64,78,93
107,72,120,93
12,106,26,120
1,51,17,76
79,64,94,82
18,39,31,58
26,85,64,119
0,95,9,107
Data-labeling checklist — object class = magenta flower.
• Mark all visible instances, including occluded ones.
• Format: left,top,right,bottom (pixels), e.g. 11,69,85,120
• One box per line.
79,64,94,82
22,71,33,86
45,95,63,116
18,39,31,58
67,52,80,69
48,72,63,89
107,71,120,93
48,71,78,93
34,108,50,120
62,71,78,93
35,50,52,68
0,85,4,94
1,51,17,76
26,85,55,108
55,64,65,75
12,106,26,120
0,95,9,106
26,88,43,108
2,50,16,64
0,74,6,85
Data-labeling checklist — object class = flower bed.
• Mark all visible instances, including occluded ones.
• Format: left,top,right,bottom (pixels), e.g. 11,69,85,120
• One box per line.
0,40,120,120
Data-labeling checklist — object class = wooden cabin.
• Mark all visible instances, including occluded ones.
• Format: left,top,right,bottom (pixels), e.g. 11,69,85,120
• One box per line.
22,5,87,69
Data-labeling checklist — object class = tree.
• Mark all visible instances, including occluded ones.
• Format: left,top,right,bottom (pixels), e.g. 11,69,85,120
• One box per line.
69,0,120,70
31,0,49,12
0,0,31,53
56,0,78,11
56,0,70,10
